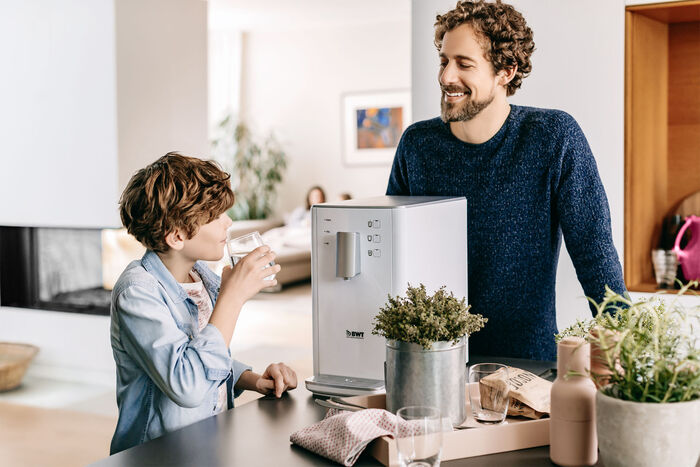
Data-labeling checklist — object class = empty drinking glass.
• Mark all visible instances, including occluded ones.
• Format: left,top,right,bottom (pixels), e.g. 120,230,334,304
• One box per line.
651,249,678,289
394,406,443,467
226,230,276,280
468,363,510,425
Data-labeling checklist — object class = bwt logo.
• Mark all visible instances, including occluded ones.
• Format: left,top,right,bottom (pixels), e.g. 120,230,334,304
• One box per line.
346,330,365,339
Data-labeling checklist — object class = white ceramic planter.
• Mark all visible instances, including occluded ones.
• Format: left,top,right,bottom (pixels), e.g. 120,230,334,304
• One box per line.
596,391,700,467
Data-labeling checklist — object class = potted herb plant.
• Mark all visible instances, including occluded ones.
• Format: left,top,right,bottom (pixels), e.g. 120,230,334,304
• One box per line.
372,283,486,425
556,284,700,467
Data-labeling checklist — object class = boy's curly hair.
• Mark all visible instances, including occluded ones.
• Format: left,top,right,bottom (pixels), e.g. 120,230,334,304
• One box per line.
434,0,535,96
119,152,234,253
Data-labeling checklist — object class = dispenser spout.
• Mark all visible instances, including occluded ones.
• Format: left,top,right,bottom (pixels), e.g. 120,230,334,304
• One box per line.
336,232,361,279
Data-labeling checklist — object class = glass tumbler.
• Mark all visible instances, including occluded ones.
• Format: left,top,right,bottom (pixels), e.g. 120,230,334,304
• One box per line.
468,363,510,424
226,230,276,280
394,406,443,467
651,249,678,289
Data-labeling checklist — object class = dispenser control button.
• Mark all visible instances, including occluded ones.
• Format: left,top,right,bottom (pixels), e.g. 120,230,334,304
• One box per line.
367,235,372,242
373,234,381,243
373,249,381,257
367,220,373,227
367,250,373,257
373,220,381,228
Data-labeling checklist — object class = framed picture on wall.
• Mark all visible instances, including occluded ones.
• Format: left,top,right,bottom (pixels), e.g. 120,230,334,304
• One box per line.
342,90,411,166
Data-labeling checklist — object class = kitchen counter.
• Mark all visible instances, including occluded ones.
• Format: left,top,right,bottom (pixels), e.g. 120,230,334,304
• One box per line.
89,356,694,467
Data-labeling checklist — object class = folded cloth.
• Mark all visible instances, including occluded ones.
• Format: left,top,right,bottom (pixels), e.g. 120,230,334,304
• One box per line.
290,408,408,466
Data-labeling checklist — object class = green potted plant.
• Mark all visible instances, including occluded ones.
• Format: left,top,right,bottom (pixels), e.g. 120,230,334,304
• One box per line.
556,284,700,467
211,115,287,220
372,283,486,425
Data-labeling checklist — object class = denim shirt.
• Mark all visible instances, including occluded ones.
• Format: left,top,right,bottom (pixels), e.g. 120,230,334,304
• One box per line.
109,250,251,454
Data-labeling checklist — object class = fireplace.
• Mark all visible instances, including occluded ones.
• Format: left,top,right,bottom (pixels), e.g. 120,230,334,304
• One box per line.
0,226,144,316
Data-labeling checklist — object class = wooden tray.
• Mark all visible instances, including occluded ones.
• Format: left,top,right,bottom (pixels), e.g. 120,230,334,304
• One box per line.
342,391,549,467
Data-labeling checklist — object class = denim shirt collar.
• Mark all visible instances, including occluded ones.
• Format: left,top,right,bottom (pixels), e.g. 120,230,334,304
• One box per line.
193,261,221,302
141,250,221,304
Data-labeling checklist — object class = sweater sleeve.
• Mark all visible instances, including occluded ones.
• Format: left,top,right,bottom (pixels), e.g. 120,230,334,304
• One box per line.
386,132,410,195
554,117,627,314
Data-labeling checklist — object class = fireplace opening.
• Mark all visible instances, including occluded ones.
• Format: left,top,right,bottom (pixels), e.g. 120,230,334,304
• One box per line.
0,226,144,316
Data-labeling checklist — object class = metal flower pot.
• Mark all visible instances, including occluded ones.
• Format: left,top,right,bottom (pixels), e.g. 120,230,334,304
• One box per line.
385,336,466,426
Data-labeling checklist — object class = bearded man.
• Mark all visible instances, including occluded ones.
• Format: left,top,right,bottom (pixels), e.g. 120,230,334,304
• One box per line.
386,0,626,360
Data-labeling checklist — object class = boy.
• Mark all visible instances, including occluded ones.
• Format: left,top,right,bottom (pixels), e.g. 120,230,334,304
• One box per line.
110,153,297,454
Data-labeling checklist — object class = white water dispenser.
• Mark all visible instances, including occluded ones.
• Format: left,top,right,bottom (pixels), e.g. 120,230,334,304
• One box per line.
305,196,467,396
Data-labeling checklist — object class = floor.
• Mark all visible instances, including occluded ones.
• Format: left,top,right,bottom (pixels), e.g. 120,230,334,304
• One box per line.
0,282,313,467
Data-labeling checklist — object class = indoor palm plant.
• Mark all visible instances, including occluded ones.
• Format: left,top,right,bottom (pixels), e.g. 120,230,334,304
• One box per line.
556,284,700,467
372,284,486,425
211,115,287,220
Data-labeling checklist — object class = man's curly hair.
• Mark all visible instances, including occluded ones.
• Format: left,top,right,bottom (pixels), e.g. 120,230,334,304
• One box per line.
119,152,235,253
434,0,535,96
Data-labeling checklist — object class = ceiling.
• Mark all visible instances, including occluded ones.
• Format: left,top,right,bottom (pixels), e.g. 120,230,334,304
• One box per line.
208,0,411,31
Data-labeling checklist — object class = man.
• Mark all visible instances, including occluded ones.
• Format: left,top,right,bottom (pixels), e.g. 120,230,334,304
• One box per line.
386,0,625,360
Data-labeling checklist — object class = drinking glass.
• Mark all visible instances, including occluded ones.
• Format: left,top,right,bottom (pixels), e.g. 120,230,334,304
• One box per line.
394,406,443,467
226,230,276,280
467,363,510,424
651,249,678,289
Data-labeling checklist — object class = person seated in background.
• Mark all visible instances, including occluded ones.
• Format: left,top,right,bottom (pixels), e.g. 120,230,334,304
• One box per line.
307,185,327,208
262,185,327,253
110,152,297,454
285,185,326,227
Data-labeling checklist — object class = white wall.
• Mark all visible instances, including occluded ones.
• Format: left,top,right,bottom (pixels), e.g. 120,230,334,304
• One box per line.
412,0,626,331
115,0,210,193
0,0,210,227
208,29,243,134
0,0,210,384
238,20,411,214
626,0,678,4
0,0,119,228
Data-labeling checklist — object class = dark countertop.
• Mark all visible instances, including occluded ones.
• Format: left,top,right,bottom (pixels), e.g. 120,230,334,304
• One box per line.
90,356,598,467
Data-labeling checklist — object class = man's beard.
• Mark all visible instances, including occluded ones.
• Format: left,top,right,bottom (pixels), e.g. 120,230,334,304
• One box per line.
440,87,495,123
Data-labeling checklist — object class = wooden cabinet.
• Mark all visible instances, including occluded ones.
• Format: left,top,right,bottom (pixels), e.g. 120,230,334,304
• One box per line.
625,1,700,291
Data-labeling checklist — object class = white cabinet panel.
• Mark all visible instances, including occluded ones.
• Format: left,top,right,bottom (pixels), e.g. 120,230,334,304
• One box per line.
0,0,119,228
0,0,209,229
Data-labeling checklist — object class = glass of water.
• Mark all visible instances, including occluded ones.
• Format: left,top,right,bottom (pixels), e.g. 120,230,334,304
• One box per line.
395,406,442,467
468,363,510,424
226,230,276,280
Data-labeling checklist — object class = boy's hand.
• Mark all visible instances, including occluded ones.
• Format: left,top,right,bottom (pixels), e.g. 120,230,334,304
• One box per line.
254,362,298,398
220,245,281,303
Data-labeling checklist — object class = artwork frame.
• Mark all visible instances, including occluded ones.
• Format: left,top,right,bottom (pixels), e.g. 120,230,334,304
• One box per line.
341,90,411,166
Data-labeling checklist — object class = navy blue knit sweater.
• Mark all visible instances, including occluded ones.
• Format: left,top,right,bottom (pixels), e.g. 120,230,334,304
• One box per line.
386,105,626,361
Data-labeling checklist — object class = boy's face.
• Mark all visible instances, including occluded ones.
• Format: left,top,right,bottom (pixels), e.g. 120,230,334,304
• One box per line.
438,24,503,122
180,212,233,262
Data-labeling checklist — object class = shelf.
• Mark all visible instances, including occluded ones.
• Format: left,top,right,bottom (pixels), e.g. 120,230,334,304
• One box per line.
627,281,660,293
624,1,700,292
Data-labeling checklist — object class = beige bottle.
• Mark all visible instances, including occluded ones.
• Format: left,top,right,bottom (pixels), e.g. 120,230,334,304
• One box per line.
550,336,597,466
